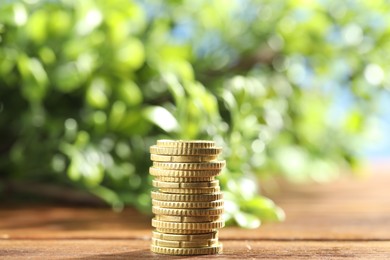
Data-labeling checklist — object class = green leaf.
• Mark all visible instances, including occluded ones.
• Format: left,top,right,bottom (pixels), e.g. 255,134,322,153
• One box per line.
143,106,179,133
53,63,82,92
26,9,47,43
118,81,143,106
86,78,109,109
115,38,145,70
234,212,261,229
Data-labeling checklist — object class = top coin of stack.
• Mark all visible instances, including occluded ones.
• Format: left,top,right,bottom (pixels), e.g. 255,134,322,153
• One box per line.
150,140,225,256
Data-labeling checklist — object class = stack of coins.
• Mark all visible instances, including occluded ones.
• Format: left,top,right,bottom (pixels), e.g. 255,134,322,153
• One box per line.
149,140,225,256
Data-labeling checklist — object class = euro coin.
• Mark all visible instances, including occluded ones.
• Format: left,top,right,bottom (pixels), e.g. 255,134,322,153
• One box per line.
155,176,215,182
151,237,218,248
153,161,225,170
152,180,219,189
155,228,215,234
152,199,224,209
155,215,221,223
150,154,218,162
152,230,218,241
151,191,223,202
157,140,216,149
150,146,222,156
152,219,225,230
150,244,223,255
158,187,220,194
150,167,221,178
152,206,224,216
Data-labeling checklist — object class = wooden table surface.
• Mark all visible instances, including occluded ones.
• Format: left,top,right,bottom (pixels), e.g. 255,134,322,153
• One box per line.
1,166,390,259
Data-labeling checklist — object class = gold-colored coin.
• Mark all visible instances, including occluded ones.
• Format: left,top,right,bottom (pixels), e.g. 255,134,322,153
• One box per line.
152,230,218,241
150,154,218,162
150,146,222,156
150,167,221,178
151,237,218,248
152,206,224,216
155,176,215,182
150,244,223,255
152,180,219,189
152,219,225,230
149,140,225,256
157,140,216,149
151,191,223,202
152,199,224,209
153,161,225,170
155,215,221,223
158,187,220,194
155,228,215,234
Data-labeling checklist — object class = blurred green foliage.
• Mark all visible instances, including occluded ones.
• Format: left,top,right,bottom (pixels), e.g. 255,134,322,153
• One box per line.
1,0,388,228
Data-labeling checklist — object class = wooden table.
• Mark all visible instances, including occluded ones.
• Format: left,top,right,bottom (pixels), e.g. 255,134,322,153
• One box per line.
1,167,389,259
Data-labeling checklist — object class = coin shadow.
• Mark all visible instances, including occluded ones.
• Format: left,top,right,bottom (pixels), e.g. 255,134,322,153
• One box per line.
73,249,222,259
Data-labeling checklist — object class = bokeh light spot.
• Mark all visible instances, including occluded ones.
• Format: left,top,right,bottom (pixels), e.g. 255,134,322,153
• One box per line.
364,64,384,86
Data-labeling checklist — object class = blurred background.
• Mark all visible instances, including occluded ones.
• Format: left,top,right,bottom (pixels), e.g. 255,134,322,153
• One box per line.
0,0,389,228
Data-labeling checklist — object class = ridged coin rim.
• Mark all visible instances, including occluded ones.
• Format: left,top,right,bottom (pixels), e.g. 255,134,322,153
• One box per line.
158,187,220,194
156,140,216,149
155,176,215,182
152,219,225,230
152,199,224,209
151,237,218,248
155,215,221,223
152,206,224,216
150,146,222,156
153,161,225,170
150,244,223,255
151,154,218,162
152,230,218,241
152,180,219,189
155,228,217,234
151,191,223,202
150,167,221,177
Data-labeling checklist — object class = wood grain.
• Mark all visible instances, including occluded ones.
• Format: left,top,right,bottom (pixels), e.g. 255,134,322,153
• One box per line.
1,166,389,259
1,240,389,259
